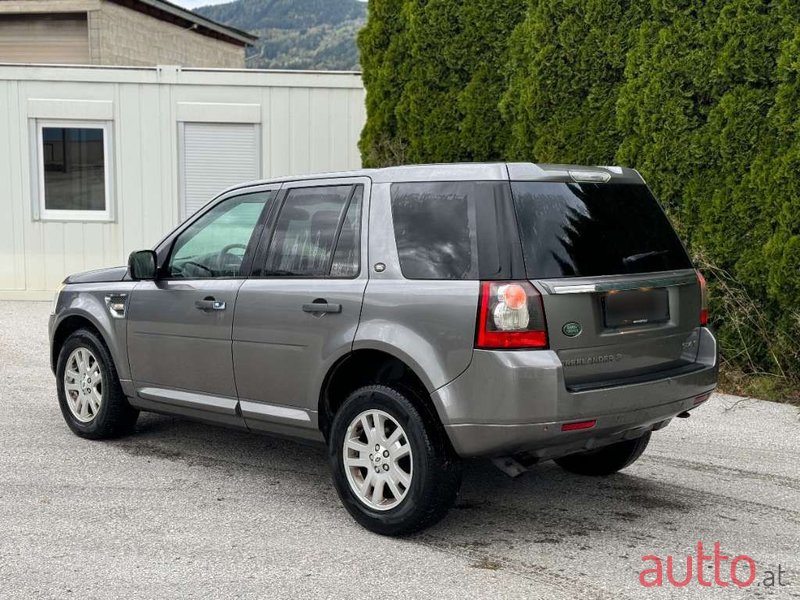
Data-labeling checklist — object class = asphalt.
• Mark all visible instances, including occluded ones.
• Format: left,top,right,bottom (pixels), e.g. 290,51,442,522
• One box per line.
0,300,798,599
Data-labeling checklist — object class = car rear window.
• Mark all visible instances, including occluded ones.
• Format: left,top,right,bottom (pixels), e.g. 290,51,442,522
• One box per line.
390,182,516,280
511,182,692,279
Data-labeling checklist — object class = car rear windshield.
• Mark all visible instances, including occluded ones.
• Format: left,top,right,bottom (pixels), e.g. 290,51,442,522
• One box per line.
511,182,692,279
390,181,517,280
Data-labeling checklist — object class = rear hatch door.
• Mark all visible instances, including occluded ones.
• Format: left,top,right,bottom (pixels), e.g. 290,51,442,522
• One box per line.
510,176,704,391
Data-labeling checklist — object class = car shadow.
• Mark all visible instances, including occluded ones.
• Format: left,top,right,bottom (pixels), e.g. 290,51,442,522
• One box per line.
111,412,694,548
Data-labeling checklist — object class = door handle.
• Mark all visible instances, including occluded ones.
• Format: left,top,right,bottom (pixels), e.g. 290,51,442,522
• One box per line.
195,297,226,311
302,300,342,314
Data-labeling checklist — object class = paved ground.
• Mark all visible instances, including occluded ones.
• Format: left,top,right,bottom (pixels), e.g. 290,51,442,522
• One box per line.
1,300,798,599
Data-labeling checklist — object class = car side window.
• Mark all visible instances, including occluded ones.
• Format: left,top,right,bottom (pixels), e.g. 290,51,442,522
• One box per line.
330,186,363,278
264,185,362,278
168,191,273,279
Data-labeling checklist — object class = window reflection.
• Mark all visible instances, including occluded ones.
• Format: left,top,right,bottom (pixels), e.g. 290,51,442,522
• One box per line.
512,182,691,278
42,127,106,212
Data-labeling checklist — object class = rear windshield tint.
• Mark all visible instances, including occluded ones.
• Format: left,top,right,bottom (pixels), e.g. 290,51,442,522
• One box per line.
511,182,691,278
390,182,516,280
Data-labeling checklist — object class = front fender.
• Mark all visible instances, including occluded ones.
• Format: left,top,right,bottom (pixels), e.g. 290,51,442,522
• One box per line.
50,284,137,382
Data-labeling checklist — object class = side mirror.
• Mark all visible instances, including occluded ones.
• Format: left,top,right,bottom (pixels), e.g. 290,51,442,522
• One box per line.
128,250,158,281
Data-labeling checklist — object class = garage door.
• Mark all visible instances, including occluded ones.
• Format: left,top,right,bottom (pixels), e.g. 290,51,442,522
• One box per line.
180,122,260,218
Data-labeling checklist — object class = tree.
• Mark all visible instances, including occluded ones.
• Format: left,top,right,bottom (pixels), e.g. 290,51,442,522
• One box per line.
394,0,525,163
761,19,800,356
458,0,526,161
396,0,468,162
358,0,800,382
358,0,412,167
503,0,647,164
616,0,724,215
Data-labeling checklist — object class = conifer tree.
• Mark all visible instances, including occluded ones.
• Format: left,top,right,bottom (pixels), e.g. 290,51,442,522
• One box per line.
358,0,412,166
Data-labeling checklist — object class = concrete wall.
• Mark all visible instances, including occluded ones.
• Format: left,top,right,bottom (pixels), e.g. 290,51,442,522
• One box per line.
0,0,99,15
89,1,244,68
0,64,366,299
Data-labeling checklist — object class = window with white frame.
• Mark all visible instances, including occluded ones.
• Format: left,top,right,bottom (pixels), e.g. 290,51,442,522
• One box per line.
36,121,112,221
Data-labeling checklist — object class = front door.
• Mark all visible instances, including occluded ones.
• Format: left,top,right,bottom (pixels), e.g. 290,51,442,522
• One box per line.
233,178,369,435
127,187,277,424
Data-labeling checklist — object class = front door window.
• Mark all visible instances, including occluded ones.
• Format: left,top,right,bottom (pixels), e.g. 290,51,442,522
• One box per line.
168,191,273,279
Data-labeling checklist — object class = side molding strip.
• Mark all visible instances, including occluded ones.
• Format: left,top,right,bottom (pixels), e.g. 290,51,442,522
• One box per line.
137,387,238,415
239,400,312,424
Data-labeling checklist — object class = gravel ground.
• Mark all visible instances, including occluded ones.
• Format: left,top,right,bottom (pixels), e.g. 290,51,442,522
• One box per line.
1,300,798,599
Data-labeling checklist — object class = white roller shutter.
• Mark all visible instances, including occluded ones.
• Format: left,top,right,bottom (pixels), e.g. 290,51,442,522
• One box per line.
181,122,260,218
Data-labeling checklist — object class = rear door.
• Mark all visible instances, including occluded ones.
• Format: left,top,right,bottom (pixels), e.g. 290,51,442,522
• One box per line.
510,179,704,391
232,177,370,434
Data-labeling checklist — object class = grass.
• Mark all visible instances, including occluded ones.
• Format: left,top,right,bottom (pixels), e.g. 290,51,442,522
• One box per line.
691,252,800,407
718,364,800,406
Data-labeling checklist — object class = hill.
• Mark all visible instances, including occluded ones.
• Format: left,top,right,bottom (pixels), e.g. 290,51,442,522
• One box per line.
196,0,366,71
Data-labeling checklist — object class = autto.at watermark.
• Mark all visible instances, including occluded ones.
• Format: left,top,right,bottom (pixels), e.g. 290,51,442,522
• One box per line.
639,542,790,589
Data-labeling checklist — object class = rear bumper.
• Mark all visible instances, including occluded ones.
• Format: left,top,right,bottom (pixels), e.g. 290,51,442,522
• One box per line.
433,327,718,457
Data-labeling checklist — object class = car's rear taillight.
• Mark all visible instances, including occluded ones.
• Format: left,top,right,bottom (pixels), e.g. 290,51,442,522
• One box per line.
476,281,548,349
696,270,708,326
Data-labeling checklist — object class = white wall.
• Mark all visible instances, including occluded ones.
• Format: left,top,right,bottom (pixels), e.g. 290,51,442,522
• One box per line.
0,64,366,299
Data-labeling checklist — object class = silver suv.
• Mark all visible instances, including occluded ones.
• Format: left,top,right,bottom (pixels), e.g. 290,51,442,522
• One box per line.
49,163,718,535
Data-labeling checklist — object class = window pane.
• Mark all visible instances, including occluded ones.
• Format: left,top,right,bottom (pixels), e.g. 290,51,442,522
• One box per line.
169,191,271,279
511,182,692,278
391,182,514,280
330,186,363,278
264,186,353,277
42,127,106,212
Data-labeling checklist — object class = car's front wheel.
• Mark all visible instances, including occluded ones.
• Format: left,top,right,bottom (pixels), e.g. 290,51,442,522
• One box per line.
329,385,461,536
554,431,651,476
56,328,139,439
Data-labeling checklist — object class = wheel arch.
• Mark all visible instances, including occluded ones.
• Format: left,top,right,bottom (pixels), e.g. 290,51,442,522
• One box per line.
51,310,120,377
317,348,450,443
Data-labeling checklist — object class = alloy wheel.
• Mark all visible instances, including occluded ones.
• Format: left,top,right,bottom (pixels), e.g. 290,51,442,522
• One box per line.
343,409,413,511
63,347,103,423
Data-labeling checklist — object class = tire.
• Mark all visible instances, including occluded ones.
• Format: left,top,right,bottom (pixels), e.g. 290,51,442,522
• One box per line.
554,432,651,476
56,328,139,440
329,385,462,536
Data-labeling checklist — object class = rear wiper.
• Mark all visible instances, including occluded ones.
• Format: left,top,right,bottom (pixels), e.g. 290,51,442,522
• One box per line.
623,250,668,267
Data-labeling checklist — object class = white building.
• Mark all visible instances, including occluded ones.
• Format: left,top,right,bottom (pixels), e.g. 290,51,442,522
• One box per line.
0,63,366,299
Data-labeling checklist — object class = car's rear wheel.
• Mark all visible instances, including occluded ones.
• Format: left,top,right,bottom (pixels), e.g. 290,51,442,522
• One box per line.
56,328,138,439
554,432,651,476
329,385,461,536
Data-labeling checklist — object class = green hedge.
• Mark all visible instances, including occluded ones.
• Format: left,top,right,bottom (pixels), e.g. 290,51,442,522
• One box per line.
359,0,800,381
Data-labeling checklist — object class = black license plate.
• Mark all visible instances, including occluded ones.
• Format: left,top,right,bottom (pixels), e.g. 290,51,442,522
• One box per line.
603,288,670,328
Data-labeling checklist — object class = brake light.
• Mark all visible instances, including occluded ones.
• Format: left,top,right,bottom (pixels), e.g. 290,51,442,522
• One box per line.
476,281,548,349
697,270,708,326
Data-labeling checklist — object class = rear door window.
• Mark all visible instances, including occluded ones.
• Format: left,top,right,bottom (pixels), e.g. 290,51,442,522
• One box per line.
263,185,362,278
330,186,363,278
511,182,692,279
390,182,516,280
